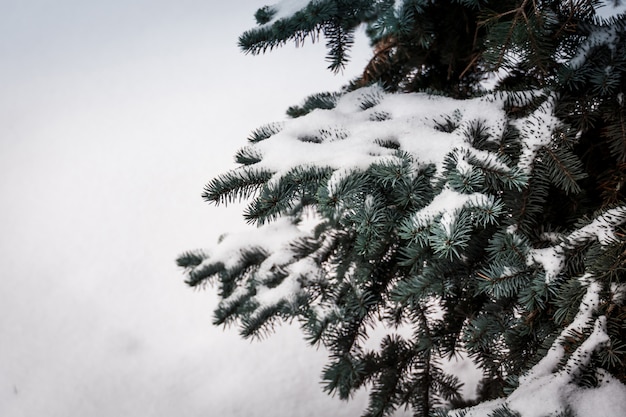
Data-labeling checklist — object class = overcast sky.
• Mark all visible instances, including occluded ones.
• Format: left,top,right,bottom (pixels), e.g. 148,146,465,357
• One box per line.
0,1,378,416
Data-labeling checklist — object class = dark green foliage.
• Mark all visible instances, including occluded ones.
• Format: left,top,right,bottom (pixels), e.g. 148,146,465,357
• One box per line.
361,0,486,96
246,122,283,143
239,0,387,72
234,146,263,165
286,92,341,118
487,405,521,417
254,5,276,25
179,1,626,416
202,168,274,205
176,250,205,270
244,165,334,224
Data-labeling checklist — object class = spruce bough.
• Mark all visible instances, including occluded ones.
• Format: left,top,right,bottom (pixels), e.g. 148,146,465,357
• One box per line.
178,1,626,416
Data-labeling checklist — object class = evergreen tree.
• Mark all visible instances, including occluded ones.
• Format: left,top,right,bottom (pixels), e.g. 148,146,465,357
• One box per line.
178,1,626,416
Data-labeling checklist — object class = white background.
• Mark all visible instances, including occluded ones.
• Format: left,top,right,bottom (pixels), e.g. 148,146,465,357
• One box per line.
0,1,376,415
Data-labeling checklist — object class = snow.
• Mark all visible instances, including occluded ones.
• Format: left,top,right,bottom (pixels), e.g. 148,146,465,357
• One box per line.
570,369,626,417
527,206,626,282
523,276,601,382
504,316,614,417
203,217,306,271
596,0,626,20
514,94,561,174
408,187,495,234
612,282,626,305
457,275,626,417
249,86,510,183
441,352,483,402
480,52,523,92
527,245,566,283
254,271,301,306
455,152,474,176
196,216,329,312
460,314,626,417
258,0,312,27
254,256,321,309
561,0,626,70
415,187,476,223
568,25,620,69
570,206,626,245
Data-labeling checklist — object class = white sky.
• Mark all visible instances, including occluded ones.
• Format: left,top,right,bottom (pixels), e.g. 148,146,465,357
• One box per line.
0,1,377,416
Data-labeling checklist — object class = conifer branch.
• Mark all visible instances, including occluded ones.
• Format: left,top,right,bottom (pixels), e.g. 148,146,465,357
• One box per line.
180,2,626,415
